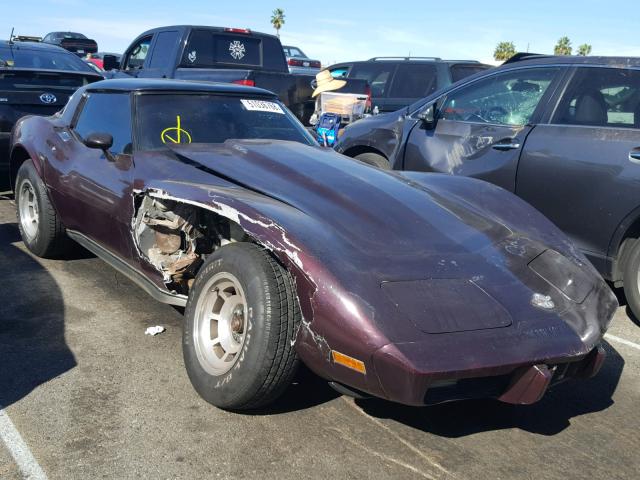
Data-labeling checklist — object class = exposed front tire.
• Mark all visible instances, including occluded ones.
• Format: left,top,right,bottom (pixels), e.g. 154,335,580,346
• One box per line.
355,152,390,169
183,243,301,410
623,239,640,321
15,160,69,258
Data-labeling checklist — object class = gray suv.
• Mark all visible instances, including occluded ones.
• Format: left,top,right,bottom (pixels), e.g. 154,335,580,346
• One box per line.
327,57,490,113
335,54,640,320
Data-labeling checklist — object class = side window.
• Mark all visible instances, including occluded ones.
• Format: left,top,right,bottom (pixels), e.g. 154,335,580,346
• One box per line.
182,30,213,66
350,64,396,97
124,36,152,70
553,67,640,129
74,93,132,155
387,64,438,98
439,67,559,126
148,31,179,69
450,64,490,83
329,66,350,78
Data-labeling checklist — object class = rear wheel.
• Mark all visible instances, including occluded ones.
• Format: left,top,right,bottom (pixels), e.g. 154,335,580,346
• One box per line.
355,152,390,170
623,239,640,320
15,160,69,258
183,243,301,410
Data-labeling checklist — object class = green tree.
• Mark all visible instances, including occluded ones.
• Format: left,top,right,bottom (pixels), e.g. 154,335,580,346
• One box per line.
554,36,572,55
270,8,285,38
493,41,516,61
577,43,592,56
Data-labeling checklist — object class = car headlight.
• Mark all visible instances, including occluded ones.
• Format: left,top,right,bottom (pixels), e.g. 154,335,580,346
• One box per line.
528,249,595,304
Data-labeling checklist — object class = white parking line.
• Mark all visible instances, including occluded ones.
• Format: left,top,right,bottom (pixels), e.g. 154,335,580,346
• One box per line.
605,333,640,351
0,407,48,480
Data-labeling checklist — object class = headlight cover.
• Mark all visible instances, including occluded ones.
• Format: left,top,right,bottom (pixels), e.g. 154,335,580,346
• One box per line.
528,249,595,303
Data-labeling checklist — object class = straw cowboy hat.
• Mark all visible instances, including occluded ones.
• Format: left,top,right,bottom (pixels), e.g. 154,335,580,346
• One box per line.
312,69,347,98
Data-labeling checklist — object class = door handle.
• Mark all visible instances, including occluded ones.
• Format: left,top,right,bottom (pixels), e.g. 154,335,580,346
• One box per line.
629,151,640,164
492,140,521,151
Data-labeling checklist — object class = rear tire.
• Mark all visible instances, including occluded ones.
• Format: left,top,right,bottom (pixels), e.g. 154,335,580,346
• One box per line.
623,239,640,320
183,243,301,410
15,160,69,258
355,152,390,169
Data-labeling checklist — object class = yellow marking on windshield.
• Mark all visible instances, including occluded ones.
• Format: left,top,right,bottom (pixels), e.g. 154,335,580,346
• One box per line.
161,115,192,144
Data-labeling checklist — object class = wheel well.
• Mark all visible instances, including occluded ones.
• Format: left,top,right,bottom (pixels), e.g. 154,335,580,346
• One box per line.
132,192,285,296
342,145,387,160
9,146,31,191
611,219,640,284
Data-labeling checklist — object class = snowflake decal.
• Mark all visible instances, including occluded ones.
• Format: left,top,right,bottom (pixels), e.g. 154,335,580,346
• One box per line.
229,40,246,60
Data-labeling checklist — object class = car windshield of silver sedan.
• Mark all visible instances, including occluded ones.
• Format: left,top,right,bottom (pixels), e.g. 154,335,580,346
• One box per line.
136,93,315,150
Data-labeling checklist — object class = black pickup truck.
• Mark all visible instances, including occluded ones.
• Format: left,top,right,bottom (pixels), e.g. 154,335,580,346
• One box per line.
104,26,367,124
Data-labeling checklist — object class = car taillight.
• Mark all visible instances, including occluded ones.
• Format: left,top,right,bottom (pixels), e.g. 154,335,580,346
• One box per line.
310,61,321,68
225,27,251,34
287,58,304,67
233,79,255,86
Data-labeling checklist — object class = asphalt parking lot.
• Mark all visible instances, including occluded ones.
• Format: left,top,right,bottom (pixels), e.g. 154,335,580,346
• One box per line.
0,195,638,480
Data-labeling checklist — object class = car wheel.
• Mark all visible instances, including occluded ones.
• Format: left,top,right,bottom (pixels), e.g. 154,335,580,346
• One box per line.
623,239,640,320
355,152,390,169
183,242,301,410
15,160,69,258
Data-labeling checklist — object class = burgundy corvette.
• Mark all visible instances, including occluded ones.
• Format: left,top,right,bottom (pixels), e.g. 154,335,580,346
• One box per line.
9,79,617,410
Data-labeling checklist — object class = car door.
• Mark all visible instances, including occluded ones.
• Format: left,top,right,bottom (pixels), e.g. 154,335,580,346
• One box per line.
48,91,136,261
403,66,562,192
138,30,180,78
515,66,640,272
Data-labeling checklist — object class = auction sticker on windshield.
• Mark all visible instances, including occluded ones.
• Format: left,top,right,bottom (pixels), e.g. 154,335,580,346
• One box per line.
240,99,285,114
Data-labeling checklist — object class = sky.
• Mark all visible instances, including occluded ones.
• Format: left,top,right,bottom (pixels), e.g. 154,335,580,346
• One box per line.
1,0,639,66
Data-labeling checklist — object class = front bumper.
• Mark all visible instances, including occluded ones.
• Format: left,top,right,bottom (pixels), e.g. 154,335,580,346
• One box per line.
371,343,606,406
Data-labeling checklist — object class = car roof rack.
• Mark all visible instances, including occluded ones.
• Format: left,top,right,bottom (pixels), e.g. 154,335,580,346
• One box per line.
443,59,481,63
502,52,550,64
368,56,442,61
10,34,42,43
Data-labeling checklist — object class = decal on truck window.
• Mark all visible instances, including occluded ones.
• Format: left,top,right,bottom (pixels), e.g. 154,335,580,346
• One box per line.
161,115,192,144
240,99,285,114
187,50,197,63
229,41,246,60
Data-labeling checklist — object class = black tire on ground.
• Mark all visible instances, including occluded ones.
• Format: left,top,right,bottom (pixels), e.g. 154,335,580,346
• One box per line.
623,239,640,320
15,160,69,258
355,152,390,170
183,242,301,410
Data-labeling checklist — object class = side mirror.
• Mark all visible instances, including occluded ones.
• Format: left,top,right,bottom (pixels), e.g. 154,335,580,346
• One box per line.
102,55,120,71
84,132,113,151
417,103,437,129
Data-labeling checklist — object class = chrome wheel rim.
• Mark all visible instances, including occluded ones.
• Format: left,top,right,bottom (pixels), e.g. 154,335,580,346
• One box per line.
193,272,248,376
18,179,39,241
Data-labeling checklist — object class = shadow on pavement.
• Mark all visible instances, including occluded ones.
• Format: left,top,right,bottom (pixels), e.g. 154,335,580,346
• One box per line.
355,341,624,437
0,221,77,408
249,365,341,415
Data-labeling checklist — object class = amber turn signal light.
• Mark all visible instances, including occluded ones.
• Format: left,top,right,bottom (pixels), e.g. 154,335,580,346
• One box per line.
331,350,366,374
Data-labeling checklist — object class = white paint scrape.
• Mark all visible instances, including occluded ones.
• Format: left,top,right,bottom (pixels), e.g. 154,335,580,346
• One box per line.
0,407,48,479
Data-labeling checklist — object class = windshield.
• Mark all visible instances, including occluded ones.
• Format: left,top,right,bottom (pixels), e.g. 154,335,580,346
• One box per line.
136,94,316,151
0,45,94,72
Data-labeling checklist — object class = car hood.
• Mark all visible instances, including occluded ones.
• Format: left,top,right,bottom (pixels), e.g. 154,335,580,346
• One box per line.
163,139,613,343
168,139,514,259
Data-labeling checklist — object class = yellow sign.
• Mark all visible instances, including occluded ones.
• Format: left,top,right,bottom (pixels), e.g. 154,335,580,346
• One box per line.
161,115,192,144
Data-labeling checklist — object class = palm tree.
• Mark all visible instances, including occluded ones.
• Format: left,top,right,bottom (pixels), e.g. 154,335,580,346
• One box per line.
271,8,285,38
577,44,592,56
494,41,516,61
554,37,572,55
